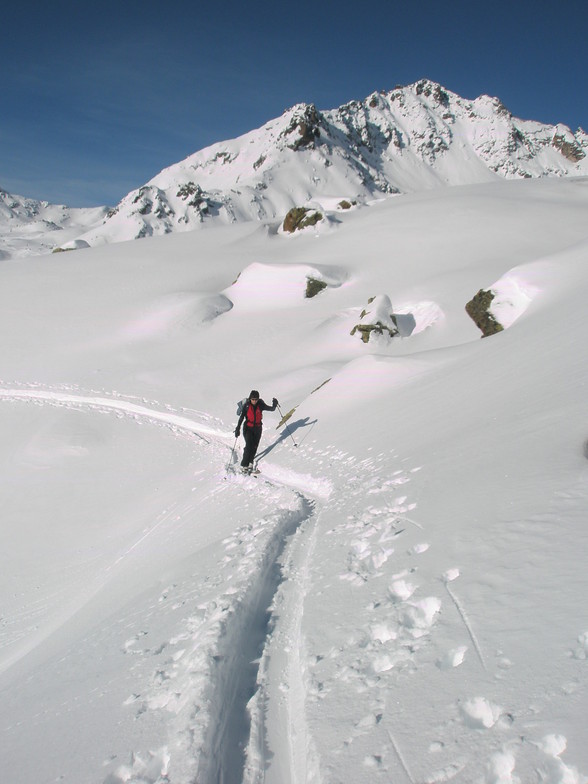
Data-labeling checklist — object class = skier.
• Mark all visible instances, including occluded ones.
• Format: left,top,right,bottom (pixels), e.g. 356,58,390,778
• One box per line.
235,390,278,473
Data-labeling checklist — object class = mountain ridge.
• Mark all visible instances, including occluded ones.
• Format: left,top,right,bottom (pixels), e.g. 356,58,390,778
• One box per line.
2,79,587,257
0,187,108,259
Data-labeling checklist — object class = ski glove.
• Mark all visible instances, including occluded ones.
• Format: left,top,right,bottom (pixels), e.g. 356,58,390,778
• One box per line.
234,427,240,438
273,398,278,406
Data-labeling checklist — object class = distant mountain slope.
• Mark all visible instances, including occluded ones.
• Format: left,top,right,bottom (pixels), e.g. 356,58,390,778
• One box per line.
70,79,587,249
0,189,108,259
3,79,587,256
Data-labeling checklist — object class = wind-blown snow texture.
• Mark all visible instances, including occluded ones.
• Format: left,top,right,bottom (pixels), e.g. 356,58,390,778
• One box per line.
1,172,588,783
1,80,587,257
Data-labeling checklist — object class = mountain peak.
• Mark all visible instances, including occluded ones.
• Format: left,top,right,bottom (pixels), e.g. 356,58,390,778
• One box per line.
279,103,323,150
3,82,588,257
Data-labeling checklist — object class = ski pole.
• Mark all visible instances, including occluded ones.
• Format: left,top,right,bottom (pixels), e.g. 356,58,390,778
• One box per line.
277,403,298,447
226,436,238,472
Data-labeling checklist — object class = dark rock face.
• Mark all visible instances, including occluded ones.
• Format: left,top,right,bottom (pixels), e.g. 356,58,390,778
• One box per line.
305,278,328,298
282,105,323,151
465,289,504,337
283,207,323,233
552,134,586,162
350,320,398,343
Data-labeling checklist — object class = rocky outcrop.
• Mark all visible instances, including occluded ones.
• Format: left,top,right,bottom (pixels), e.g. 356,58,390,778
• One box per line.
350,295,399,343
552,133,586,162
305,278,328,298
281,104,323,150
465,289,504,337
283,207,323,233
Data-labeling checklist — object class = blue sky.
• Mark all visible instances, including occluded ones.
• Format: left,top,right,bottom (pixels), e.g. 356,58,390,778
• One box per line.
2,0,587,207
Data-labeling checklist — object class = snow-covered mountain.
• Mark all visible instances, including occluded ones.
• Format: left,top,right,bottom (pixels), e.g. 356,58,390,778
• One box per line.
0,188,108,259
3,79,587,259
66,79,588,249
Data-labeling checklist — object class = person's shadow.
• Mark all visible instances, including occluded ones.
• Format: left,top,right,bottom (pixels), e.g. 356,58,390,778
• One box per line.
256,417,317,462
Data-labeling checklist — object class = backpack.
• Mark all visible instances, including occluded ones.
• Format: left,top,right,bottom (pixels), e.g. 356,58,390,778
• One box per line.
236,398,248,416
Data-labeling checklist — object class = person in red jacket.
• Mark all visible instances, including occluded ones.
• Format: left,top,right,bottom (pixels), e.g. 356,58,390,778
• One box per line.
235,390,278,473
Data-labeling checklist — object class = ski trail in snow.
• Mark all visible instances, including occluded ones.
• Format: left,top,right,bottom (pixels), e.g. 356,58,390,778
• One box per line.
106,504,181,571
0,385,331,499
386,729,415,784
244,502,320,784
0,387,230,440
197,497,316,784
444,581,487,672
0,383,326,783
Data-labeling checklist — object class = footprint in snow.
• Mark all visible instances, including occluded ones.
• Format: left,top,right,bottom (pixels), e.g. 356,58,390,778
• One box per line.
437,645,468,670
459,697,502,729
388,579,417,602
400,597,442,637
369,622,397,643
571,630,588,659
483,751,517,784
409,542,430,555
122,631,149,654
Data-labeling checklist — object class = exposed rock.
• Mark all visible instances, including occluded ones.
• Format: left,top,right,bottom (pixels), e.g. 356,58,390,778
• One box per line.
312,378,331,394
415,80,450,108
176,183,208,209
338,200,357,210
465,289,504,337
276,378,331,429
52,239,91,253
305,278,328,298
283,207,323,233
277,407,296,428
282,104,322,150
351,295,399,343
552,134,586,162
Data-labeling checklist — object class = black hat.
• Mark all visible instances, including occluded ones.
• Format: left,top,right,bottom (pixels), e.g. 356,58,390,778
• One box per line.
249,390,260,399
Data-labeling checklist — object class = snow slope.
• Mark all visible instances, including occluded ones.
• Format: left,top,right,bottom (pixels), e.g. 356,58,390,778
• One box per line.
0,187,108,259
1,176,588,783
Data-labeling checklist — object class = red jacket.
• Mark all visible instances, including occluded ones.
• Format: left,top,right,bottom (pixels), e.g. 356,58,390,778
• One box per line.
237,398,277,431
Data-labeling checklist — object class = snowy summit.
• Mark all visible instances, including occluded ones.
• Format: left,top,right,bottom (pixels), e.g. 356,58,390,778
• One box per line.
71,80,588,248
1,79,587,258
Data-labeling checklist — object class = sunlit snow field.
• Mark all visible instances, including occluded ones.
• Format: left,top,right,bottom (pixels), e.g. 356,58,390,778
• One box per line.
1,178,588,783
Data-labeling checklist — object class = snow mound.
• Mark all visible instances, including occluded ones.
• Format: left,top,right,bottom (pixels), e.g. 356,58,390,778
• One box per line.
121,293,233,341
460,697,503,729
394,300,444,335
351,294,399,343
488,269,541,328
56,238,91,252
226,262,346,311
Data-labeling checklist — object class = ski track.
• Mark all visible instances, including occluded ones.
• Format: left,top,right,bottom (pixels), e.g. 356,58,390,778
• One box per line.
2,382,568,783
0,384,325,784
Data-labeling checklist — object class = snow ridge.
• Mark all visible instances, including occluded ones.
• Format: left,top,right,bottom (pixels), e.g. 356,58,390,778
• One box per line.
3,80,587,257
0,187,107,259
68,80,588,248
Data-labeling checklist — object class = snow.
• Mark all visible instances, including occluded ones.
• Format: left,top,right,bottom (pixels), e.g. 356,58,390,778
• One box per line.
1,175,588,783
0,188,107,259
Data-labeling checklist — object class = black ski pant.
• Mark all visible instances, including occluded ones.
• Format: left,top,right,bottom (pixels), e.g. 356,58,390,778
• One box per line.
242,426,262,467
